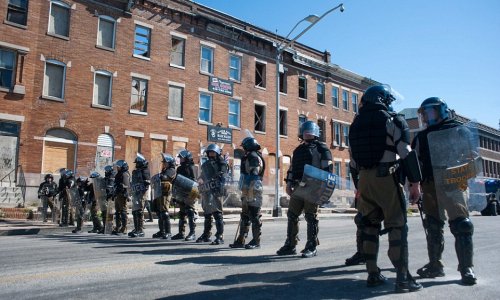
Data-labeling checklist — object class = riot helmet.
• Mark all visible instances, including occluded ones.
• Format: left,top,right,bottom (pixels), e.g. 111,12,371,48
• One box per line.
115,160,129,172
299,121,321,141
418,97,449,126
44,174,54,182
361,85,396,110
205,144,221,156
58,168,67,176
76,176,88,185
64,169,74,178
178,149,193,163
241,137,261,151
90,171,100,178
161,153,176,166
104,165,114,177
134,153,149,169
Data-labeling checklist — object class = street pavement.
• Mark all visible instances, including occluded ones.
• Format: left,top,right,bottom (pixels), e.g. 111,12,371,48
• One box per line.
0,213,499,300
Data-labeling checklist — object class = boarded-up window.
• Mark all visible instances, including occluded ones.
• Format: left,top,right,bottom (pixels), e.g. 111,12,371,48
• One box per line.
42,128,77,173
150,139,166,175
125,136,141,169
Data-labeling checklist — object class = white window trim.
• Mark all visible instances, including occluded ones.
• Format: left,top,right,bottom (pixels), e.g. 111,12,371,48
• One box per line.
134,20,153,29
168,81,185,88
170,31,187,39
200,45,214,75
43,136,77,145
253,100,267,106
96,15,116,49
198,92,213,124
228,98,241,129
150,133,168,140
42,59,66,100
125,130,144,138
129,110,148,116
200,40,216,48
47,0,71,38
130,72,150,80
92,69,113,108
168,83,184,120
254,58,267,64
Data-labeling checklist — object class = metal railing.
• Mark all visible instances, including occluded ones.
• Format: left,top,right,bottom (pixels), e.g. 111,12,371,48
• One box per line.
17,165,26,207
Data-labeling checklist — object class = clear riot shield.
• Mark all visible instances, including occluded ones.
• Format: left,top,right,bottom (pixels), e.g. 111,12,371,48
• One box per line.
292,164,337,206
428,123,484,219
172,174,200,206
150,174,163,201
105,197,115,234
201,193,220,215
66,185,81,211
92,177,107,212
131,170,147,211
239,174,263,207
52,195,59,223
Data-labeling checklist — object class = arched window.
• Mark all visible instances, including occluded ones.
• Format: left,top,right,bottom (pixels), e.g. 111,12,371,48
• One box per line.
95,134,114,174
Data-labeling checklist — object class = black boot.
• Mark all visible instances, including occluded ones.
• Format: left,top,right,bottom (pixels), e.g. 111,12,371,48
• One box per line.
185,209,197,241
276,239,296,255
196,215,212,243
211,212,224,245
276,217,299,255
118,211,127,235
112,212,122,235
129,211,139,237
245,221,261,249
153,212,164,238
98,211,107,234
456,234,477,285
162,211,172,240
230,218,249,249
417,217,445,278
72,219,82,233
395,271,423,293
346,219,366,265
172,217,186,240
367,268,387,287
135,211,145,237
302,216,318,258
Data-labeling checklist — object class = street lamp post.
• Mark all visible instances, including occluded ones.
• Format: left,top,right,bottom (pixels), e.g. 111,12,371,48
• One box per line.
273,3,344,217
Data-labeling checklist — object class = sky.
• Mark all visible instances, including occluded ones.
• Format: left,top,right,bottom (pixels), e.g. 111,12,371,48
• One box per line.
192,0,500,129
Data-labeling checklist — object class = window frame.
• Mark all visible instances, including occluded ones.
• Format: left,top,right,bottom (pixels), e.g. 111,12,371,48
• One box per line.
332,86,339,108
334,122,341,146
200,45,214,74
92,70,113,108
96,15,116,50
317,82,325,104
279,109,288,137
170,35,185,68
352,93,359,114
229,54,241,82
6,0,29,26
343,125,350,147
0,49,16,90
168,84,184,120
254,103,266,133
318,119,326,142
279,68,287,94
130,77,148,114
298,76,307,99
198,92,213,124
42,59,66,101
47,0,71,38
133,24,151,59
342,89,349,111
228,98,241,128
255,61,266,88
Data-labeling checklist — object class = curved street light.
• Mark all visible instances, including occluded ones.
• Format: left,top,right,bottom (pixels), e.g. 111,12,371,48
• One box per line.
273,3,344,217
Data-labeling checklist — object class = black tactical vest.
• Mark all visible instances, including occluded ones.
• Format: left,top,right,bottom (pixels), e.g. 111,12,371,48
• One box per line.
177,163,195,180
413,118,461,181
349,104,395,168
241,151,265,177
201,157,227,181
291,141,329,181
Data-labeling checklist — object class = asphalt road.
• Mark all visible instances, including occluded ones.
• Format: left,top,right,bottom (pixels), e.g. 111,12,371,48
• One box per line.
0,215,499,300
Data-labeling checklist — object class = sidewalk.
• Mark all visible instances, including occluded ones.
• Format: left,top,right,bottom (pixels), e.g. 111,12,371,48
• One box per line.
0,207,358,236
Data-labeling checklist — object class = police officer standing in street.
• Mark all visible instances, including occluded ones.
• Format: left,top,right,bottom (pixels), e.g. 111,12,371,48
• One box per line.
152,153,176,239
129,154,150,238
276,121,333,258
112,160,131,235
410,97,477,285
230,137,265,249
171,150,198,241
58,169,75,227
73,176,90,233
349,85,423,293
197,144,227,245
88,172,103,233
38,174,58,222
98,165,115,234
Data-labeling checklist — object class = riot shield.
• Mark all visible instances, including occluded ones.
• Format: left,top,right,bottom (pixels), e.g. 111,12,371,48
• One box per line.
66,185,81,211
52,195,59,223
131,170,147,211
105,197,115,234
173,174,200,206
292,164,337,205
150,174,162,201
92,177,107,212
201,193,221,215
239,174,263,207
428,123,484,219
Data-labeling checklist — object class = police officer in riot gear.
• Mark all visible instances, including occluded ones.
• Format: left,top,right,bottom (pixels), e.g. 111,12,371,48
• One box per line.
152,153,176,239
38,174,58,222
230,137,265,249
349,85,423,293
73,176,90,233
98,165,115,234
172,150,198,241
112,160,131,235
410,97,477,285
197,144,227,245
58,169,75,227
87,172,103,233
129,154,150,238
277,121,333,258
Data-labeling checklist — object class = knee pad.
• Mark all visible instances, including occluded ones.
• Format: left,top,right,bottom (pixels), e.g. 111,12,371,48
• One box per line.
450,217,474,235
287,211,299,223
354,212,363,227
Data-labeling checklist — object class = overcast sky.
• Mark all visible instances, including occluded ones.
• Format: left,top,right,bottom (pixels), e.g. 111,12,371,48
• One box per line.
192,0,500,129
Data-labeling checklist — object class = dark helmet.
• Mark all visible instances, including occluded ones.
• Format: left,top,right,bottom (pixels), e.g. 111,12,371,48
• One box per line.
76,176,88,184
205,144,221,156
44,174,54,181
134,153,148,169
64,169,74,178
115,160,129,172
299,121,320,139
104,165,114,176
161,153,176,165
361,85,396,109
241,137,261,151
58,168,67,176
418,97,449,125
178,149,193,162
90,171,100,178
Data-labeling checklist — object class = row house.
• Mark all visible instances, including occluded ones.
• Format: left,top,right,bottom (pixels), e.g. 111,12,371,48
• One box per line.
0,0,378,206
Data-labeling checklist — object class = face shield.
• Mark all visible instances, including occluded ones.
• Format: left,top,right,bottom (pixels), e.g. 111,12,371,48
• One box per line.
418,105,440,127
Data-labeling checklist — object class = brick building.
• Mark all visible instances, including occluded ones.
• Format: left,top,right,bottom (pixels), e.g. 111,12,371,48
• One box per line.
0,0,378,206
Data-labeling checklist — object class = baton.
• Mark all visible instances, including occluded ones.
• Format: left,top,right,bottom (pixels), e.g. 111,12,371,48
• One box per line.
416,196,428,238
